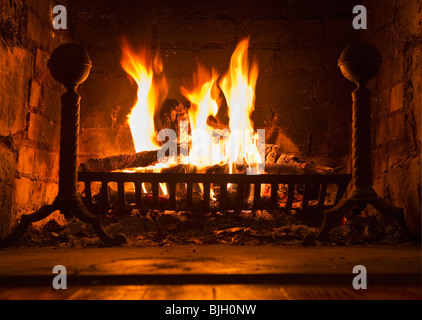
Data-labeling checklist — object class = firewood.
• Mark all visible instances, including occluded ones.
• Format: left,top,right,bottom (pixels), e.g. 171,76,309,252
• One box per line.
160,164,197,174
203,164,230,174
78,141,334,174
264,144,335,174
154,99,190,145
78,149,158,172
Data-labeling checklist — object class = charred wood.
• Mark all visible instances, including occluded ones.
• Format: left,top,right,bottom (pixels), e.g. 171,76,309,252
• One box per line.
78,143,334,174
78,150,158,172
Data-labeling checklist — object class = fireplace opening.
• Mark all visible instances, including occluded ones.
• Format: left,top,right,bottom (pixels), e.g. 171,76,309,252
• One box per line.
0,0,420,247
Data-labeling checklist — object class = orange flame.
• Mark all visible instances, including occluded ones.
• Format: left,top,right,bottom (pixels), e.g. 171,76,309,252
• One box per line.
220,37,262,172
120,37,262,175
120,38,168,152
181,63,222,167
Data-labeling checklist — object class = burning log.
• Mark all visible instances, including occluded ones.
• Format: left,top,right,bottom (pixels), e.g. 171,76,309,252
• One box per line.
265,163,333,174
78,149,158,172
203,163,332,175
160,164,197,174
154,99,190,145
264,144,335,174
78,142,334,174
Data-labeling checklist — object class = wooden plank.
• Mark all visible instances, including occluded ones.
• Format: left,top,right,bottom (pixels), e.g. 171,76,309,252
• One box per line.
0,286,77,300
141,285,214,300
213,284,290,300
0,284,421,300
282,284,359,300
67,285,147,300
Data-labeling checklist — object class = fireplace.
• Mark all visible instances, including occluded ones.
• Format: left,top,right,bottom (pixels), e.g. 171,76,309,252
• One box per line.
0,0,420,247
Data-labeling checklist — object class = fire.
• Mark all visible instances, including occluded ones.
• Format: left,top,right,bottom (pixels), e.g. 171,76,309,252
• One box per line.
180,37,262,171
120,38,168,153
220,37,262,172
180,63,222,167
120,37,263,175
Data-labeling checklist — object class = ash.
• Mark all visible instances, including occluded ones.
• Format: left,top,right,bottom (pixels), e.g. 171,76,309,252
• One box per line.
15,206,409,248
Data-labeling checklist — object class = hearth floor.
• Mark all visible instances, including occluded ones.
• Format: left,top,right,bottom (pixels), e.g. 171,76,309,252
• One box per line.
0,245,421,300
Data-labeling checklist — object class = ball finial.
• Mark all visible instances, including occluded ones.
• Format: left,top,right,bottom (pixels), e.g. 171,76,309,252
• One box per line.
47,43,92,87
338,41,382,85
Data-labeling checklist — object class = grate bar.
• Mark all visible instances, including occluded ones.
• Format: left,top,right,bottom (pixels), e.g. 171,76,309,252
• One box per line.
78,172,351,214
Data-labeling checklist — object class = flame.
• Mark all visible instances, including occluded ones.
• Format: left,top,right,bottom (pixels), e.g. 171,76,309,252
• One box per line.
120,37,262,178
179,38,262,171
181,63,222,167
120,38,168,153
220,37,262,172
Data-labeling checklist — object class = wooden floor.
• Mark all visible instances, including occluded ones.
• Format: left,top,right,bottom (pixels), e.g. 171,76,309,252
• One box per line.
1,284,422,300
0,245,421,300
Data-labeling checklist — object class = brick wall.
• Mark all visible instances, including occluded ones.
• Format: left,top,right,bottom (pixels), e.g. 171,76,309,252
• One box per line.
68,0,360,163
0,0,69,237
361,0,421,234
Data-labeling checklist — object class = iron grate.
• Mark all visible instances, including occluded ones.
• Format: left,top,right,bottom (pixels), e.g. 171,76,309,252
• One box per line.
78,171,351,214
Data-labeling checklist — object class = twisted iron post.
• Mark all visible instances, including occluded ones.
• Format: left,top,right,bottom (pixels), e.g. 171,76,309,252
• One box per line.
0,44,126,247
304,42,415,244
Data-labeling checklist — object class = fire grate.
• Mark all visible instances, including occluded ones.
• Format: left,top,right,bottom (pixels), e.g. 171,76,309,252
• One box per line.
78,171,351,213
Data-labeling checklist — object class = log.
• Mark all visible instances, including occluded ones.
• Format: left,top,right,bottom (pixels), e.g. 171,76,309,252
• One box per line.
78,149,158,172
154,99,190,145
78,143,334,174
160,163,197,174
155,162,331,175
263,144,335,174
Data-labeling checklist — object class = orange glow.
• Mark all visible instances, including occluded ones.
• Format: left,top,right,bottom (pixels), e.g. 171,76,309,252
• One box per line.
220,37,262,172
120,37,263,176
181,63,222,167
120,38,168,153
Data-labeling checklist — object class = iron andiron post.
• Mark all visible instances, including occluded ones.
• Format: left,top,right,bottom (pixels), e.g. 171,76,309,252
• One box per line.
304,42,415,245
0,43,126,247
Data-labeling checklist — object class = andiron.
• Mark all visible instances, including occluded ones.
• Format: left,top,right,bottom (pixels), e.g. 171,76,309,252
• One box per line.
305,42,416,244
0,43,127,247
